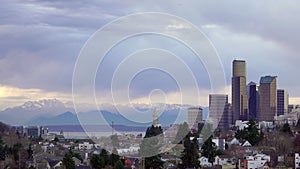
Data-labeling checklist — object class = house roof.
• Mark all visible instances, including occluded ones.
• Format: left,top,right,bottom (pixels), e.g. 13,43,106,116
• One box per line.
48,160,61,167
241,141,252,147
76,165,92,169
248,81,257,86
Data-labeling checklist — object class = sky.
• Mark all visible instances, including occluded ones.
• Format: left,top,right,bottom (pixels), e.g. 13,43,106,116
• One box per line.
0,0,300,110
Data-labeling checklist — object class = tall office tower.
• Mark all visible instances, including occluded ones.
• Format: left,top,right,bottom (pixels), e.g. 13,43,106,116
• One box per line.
188,107,203,129
232,60,248,123
277,89,289,116
247,82,258,120
258,76,277,122
209,94,230,131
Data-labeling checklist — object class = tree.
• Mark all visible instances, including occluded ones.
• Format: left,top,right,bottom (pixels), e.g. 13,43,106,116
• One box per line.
235,118,261,146
110,148,120,166
181,132,200,168
62,152,75,169
90,154,105,169
27,144,33,160
140,125,164,169
114,160,124,169
246,118,261,145
54,136,59,142
202,135,217,166
294,134,300,153
12,142,23,161
68,149,83,163
281,123,293,136
100,149,109,166
0,136,7,161
174,122,190,144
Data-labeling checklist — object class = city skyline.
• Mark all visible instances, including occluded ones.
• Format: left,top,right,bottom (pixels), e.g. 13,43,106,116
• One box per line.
1,1,300,111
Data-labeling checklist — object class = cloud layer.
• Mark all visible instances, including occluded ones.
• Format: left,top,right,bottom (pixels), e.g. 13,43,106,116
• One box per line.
1,0,300,110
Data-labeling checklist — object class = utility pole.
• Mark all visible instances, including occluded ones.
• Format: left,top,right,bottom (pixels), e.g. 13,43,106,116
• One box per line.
18,150,20,169
112,121,114,135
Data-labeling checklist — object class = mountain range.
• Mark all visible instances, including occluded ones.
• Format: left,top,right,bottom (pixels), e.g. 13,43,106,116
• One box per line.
0,99,209,126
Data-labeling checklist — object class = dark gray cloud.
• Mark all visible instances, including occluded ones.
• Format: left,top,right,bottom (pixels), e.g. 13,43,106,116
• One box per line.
0,0,300,106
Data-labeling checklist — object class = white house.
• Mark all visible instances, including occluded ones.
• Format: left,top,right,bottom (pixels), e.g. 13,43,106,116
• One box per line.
199,157,212,168
235,120,249,130
247,159,267,169
117,146,140,155
79,142,93,150
212,138,226,150
295,153,300,169
239,154,269,169
229,138,240,145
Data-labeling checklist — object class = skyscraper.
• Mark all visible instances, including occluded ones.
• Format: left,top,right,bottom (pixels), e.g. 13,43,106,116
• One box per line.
209,94,230,131
247,81,258,120
232,60,248,123
258,76,277,122
188,107,203,129
277,89,289,116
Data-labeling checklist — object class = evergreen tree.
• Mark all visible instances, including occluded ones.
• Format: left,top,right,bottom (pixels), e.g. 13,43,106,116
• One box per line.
235,118,261,146
110,148,120,166
181,132,200,168
294,134,300,153
201,135,217,166
114,160,125,169
100,149,109,166
281,123,293,136
68,149,83,163
62,152,75,169
12,142,23,161
0,136,7,161
246,118,260,145
90,154,105,169
27,144,33,160
140,125,164,169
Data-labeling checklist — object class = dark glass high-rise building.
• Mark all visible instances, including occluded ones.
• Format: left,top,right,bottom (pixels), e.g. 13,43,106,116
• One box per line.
232,60,248,123
277,89,289,116
247,82,258,121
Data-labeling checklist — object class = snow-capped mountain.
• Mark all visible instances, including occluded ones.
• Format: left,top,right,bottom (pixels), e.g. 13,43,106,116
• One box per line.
20,99,66,111
0,99,74,125
0,99,208,126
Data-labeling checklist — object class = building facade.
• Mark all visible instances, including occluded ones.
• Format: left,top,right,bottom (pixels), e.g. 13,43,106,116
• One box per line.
247,82,258,121
232,60,248,122
258,76,277,122
188,107,203,129
277,89,289,116
209,94,230,131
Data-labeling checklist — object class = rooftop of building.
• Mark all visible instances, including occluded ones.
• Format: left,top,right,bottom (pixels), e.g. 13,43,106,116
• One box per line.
188,107,203,110
260,75,277,84
248,81,257,86
233,59,246,62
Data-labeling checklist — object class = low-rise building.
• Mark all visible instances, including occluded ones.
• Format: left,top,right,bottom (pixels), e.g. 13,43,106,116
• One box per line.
239,154,270,169
212,138,226,150
296,153,300,169
275,111,300,126
79,142,94,150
